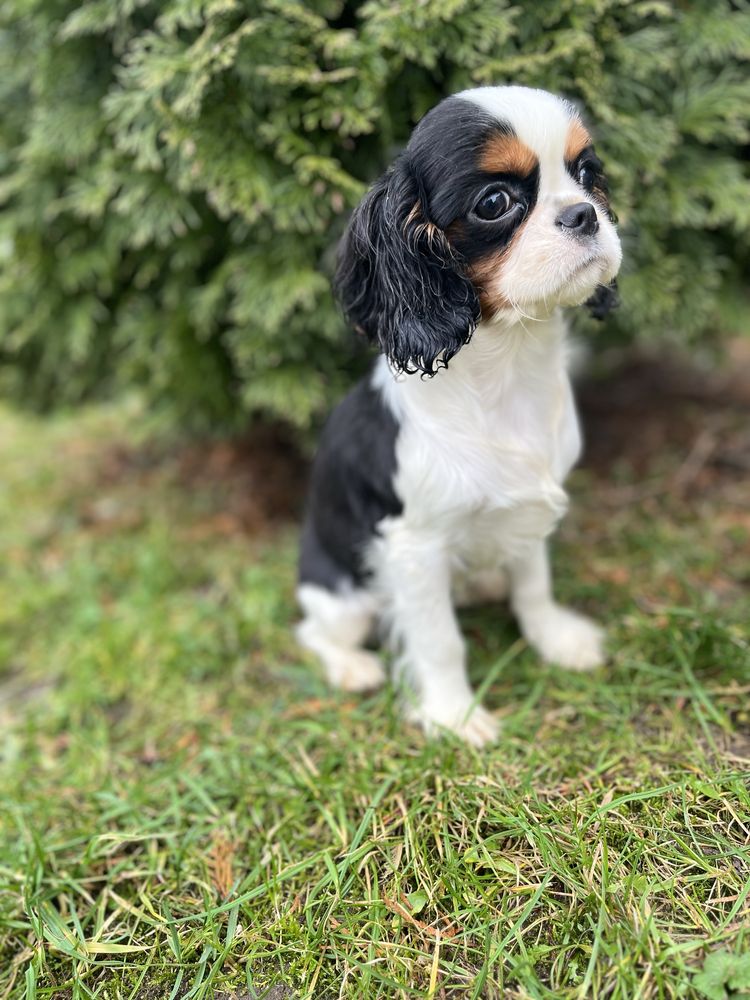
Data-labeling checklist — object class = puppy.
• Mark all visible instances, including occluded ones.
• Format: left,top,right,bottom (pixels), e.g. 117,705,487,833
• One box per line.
297,86,622,746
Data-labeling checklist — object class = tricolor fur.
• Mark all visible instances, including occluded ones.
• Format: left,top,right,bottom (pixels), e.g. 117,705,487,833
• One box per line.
297,86,622,746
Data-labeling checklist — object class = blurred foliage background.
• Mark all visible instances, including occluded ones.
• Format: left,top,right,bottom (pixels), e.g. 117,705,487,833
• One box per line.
1,0,749,433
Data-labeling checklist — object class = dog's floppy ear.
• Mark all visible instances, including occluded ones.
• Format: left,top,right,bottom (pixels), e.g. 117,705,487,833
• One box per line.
586,279,620,320
334,157,480,375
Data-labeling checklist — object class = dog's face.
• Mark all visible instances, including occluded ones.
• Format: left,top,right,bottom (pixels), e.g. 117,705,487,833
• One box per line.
336,86,622,374
438,87,622,317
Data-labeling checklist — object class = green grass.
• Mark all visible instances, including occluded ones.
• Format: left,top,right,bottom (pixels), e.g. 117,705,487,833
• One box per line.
0,398,748,999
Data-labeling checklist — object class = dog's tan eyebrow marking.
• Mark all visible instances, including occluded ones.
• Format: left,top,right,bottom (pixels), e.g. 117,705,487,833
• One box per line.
479,133,538,177
565,119,592,162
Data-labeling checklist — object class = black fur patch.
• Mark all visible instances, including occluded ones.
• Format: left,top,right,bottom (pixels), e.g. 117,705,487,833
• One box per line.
299,377,402,589
566,144,616,223
586,279,620,320
334,158,480,377
565,144,619,319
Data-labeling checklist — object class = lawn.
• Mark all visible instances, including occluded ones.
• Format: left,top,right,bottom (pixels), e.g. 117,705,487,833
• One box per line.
1,360,749,999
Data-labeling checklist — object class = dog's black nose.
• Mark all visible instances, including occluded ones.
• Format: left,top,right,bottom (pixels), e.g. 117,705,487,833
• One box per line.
556,202,599,236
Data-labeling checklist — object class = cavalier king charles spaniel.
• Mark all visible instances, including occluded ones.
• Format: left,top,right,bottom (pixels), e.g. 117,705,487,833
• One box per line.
297,86,622,746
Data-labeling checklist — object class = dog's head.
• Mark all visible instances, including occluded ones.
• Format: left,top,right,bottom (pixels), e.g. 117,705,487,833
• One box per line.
335,86,622,374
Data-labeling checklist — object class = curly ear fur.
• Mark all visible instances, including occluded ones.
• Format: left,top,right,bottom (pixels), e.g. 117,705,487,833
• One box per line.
334,158,480,376
585,279,620,320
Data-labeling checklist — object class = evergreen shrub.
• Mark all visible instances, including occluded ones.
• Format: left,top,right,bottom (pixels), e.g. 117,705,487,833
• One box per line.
1,0,749,430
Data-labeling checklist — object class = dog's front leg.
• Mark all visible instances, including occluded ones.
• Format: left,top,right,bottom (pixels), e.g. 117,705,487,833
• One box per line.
509,540,605,670
377,521,499,747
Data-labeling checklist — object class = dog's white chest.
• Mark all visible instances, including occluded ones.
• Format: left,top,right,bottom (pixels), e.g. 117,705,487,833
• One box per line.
387,337,578,499
409,384,578,550
373,320,583,562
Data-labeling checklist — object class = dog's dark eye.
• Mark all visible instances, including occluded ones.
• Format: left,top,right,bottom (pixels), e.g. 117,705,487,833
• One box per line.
578,164,597,191
474,189,513,221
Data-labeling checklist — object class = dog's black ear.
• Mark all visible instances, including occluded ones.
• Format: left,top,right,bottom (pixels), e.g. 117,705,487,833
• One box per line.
334,157,480,375
586,279,619,320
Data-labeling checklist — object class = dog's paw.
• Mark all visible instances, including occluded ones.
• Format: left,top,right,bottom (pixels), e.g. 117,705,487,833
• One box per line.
408,698,500,748
327,649,386,692
524,605,605,671
296,618,385,693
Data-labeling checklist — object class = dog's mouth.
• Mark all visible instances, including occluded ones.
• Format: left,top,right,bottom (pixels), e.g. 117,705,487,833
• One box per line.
509,256,607,312
569,254,604,276
488,237,622,316
550,253,616,304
